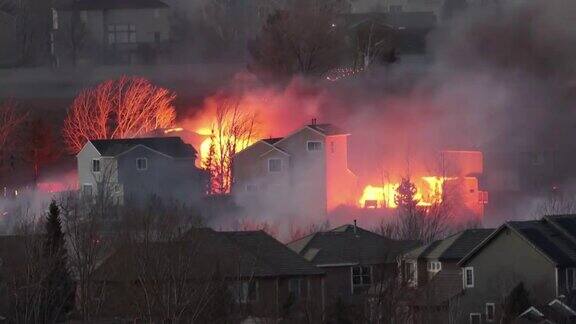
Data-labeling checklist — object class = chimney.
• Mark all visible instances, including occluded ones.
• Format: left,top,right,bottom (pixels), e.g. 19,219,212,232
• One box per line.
353,219,357,235
311,118,317,125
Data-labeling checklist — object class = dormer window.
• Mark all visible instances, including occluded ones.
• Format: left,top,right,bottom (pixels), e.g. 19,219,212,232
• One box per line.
136,158,148,171
307,141,322,151
92,159,101,172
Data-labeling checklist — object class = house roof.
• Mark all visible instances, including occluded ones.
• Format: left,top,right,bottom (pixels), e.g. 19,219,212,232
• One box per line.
262,137,283,145
460,215,576,267
516,299,576,323
89,137,197,159
288,224,419,266
404,228,494,261
306,124,348,136
58,0,168,11
93,228,323,282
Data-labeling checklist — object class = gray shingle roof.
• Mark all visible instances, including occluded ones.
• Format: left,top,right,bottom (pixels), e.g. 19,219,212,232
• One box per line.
288,224,418,266
307,124,348,136
404,229,494,261
58,0,168,11
93,228,323,282
89,137,197,159
460,215,576,267
508,220,576,266
262,137,283,145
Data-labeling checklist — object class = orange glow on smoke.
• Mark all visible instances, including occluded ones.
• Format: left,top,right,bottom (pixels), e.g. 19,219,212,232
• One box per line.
359,176,454,209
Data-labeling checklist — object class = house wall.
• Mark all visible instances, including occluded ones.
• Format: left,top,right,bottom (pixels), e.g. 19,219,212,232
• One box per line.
116,146,204,204
77,143,119,199
102,8,170,44
97,275,324,321
325,135,357,210
460,228,556,323
322,263,390,305
275,127,327,219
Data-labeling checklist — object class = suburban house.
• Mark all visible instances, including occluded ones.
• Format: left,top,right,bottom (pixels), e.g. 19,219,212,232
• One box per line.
400,228,494,323
287,224,417,310
77,137,207,205
515,298,576,323
55,0,171,65
458,215,576,324
92,228,325,321
232,122,357,220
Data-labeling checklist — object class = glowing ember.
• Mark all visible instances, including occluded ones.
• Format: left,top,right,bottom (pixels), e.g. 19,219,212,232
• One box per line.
359,176,454,209
163,127,183,134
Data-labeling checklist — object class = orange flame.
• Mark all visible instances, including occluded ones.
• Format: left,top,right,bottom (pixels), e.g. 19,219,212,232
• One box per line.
359,176,454,209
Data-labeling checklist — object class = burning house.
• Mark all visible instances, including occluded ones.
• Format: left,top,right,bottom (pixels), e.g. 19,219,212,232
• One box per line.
232,121,357,220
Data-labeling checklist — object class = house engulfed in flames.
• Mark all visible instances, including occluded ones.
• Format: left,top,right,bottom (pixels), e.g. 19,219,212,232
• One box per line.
358,151,488,220
232,121,357,220
231,121,488,222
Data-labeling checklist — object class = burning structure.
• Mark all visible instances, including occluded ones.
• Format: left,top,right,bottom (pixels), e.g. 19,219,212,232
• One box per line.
232,121,357,220
231,121,487,225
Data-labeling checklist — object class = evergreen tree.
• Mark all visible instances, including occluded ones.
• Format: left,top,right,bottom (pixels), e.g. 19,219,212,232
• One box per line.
395,177,419,211
43,200,74,323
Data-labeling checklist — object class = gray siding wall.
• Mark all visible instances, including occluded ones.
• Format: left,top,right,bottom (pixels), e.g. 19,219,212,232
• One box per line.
460,228,556,323
117,146,204,204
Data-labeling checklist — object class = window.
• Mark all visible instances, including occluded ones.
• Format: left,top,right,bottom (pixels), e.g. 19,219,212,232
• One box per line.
307,141,322,151
289,278,302,300
80,10,88,23
231,281,258,303
404,261,417,286
108,24,136,44
92,159,101,172
389,5,403,12
246,184,258,192
268,158,282,172
464,267,474,288
136,158,148,171
428,261,442,272
469,313,481,324
486,303,495,322
567,268,576,290
352,265,372,293
82,184,93,196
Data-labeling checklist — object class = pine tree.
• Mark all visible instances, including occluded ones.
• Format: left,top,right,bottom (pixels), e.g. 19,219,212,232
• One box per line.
43,200,74,323
395,177,419,210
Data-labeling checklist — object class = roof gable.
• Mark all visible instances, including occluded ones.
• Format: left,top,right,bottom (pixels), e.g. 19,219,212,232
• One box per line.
459,217,576,267
288,224,418,265
88,137,197,159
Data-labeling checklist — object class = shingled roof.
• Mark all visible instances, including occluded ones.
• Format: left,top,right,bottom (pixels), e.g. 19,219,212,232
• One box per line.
404,228,494,261
460,215,576,267
88,137,197,159
93,228,323,282
58,0,168,11
288,224,418,266
306,124,348,136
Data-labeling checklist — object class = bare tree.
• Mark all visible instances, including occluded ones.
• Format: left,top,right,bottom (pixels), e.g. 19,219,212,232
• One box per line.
0,101,27,176
204,100,257,194
248,3,346,79
62,76,177,153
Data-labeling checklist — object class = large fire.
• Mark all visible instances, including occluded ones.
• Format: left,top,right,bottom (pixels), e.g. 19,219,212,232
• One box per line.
359,176,454,209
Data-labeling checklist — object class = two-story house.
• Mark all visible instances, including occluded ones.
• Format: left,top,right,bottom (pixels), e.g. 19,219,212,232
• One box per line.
401,228,494,323
92,228,326,321
458,215,576,324
77,137,207,205
56,0,170,64
288,224,417,310
232,122,357,220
